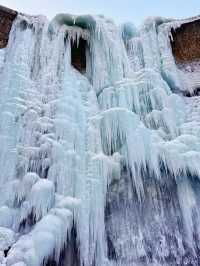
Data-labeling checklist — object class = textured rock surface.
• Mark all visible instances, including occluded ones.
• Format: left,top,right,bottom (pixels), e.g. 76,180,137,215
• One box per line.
105,169,200,266
171,19,200,63
0,5,17,48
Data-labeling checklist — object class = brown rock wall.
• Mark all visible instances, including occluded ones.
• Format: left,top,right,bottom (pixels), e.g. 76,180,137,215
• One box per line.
171,19,200,63
0,5,17,48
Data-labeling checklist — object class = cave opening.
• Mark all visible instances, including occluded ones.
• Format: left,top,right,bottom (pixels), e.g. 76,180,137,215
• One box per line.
71,37,87,74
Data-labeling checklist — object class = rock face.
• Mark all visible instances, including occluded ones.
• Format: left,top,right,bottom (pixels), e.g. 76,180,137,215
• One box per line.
0,5,17,48
105,169,200,266
171,19,200,63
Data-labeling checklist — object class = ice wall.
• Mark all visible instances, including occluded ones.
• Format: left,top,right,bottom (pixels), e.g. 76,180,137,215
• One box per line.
0,9,200,266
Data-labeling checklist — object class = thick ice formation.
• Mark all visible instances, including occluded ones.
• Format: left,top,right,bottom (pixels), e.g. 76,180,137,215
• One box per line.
0,10,200,266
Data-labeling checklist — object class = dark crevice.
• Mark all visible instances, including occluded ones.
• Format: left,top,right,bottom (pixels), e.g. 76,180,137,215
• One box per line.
19,210,37,232
19,20,28,31
107,235,117,261
4,246,11,257
45,224,80,266
183,87,200,97
71,38,87,74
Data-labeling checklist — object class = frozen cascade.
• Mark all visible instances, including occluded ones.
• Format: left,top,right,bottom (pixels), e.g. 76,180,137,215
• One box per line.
0,10,200,266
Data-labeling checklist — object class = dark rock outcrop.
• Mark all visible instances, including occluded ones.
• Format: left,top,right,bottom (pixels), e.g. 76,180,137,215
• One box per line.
0,5,17,48
171,18,200,63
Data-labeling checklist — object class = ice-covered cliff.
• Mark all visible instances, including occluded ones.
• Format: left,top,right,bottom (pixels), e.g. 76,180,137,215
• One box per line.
0,7,200,266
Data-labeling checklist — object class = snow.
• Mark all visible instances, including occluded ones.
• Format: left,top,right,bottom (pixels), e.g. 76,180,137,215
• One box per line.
0,9,200,266
177,61,200,95
28,179,55,221
0,227,15,251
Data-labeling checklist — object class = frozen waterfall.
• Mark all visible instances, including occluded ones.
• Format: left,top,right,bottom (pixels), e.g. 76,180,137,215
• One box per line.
0,10,200,266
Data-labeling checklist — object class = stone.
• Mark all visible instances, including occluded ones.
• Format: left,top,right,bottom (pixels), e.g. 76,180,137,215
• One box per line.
171,19,200,63
0,5,17,49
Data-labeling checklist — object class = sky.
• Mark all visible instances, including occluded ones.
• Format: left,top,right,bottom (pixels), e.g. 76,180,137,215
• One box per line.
0,0,200,26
